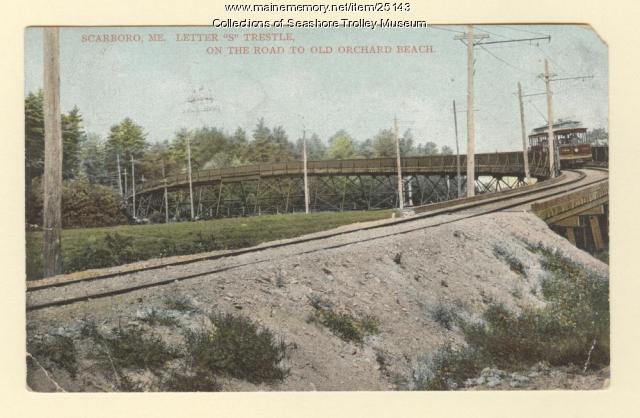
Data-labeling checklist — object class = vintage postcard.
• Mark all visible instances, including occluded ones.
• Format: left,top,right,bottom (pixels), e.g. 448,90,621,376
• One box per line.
24,21,609,393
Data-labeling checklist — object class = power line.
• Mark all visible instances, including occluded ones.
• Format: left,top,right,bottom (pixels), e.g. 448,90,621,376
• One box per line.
495,25,551,38
527,98,548,124
429,25,466,34
477,44,538,76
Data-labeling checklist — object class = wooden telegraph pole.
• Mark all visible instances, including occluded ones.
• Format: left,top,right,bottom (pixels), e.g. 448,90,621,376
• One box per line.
42,27,63,277
465,26,476,197
302,129,310,214
517,82,531,182
454,26,488,197
452,100,461,198
116,154,123,196
543,60,556,177
162,162,169,224
394,116,404,210
186,132,195,220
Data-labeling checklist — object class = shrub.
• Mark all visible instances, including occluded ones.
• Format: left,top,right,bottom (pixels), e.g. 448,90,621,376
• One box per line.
431,303,459,330
27,178,128,228
28,335,78,377
91,326,179,370
162,369,222,392
164,295,196,313
493,245,526,277
414,247,609,390
308,299,380,344
184,313,289,384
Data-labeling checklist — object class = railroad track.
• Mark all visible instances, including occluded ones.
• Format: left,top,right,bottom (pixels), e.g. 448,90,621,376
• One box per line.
26,168,607,312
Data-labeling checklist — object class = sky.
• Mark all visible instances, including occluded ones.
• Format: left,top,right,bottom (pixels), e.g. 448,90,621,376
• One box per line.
24,25,608,153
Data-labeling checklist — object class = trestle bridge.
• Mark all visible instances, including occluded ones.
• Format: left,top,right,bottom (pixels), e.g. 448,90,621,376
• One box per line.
129,151,551,220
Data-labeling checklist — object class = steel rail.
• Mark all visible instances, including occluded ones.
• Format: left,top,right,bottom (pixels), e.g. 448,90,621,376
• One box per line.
27,171,570,292
27,169,607,311
27,169,602,293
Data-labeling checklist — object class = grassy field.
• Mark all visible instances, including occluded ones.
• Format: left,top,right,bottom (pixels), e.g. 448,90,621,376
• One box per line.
26,210,395,280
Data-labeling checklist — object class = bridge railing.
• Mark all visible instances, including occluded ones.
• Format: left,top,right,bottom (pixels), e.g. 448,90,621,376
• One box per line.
135,151,549,196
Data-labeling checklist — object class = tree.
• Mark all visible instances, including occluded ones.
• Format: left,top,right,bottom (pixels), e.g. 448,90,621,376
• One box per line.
441,145,454,155
587,128,608,144
327,130,356,159
25,91,45,185
25,91,85,182
79,133,108,184
61,106,85,179
416,141,440,155
295,132,326,160
371,129,395,157
245,118,295,163
105,118,148,167
400,129,415,156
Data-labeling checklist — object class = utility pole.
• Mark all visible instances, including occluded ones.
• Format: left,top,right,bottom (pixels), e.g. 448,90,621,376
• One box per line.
302,129,310,214
452,100,461,198
517,82,531,182
394,116,404,210
116,154,123,196
454,26,488,197
123,168,128,196
185,87,217,220
131,155,136,219
162,162,169,224
451,28,550,192
186,132,195,220
539,62,593,178
42,27,63,277
543,59,556,177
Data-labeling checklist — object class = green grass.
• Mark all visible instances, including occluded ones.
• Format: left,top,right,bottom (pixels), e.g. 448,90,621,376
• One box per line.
26,210,394,280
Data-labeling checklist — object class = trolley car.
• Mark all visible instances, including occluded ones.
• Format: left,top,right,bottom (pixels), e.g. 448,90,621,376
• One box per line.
528,120,592,168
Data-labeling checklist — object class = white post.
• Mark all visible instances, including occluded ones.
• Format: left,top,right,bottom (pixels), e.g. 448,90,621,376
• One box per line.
186,131,195,220
302,129,310,214
517,82,531,183
131,155,136,219
394,116,404,210
116,153,123,196
453,100,461,198
466,25,476,197
544,59,556,177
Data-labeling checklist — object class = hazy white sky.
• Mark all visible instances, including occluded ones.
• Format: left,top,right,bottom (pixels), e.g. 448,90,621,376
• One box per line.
25,25,607,153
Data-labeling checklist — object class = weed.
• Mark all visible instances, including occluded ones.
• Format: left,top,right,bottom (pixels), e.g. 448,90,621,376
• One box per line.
393,253,402,265
91,326,179,371
164,295,196,313
308,299,380,344
493,245,527,277
413,247,609,390
162,369,222,392
430,303,459,331
375,350,388,373
139,308,180,327
184,313,289,384
28,335,78,377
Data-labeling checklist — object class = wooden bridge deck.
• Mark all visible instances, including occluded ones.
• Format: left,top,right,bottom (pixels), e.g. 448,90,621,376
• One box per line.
135,151,549,196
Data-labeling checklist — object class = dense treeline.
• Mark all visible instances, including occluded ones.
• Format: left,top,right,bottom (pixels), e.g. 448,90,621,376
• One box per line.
25,88,608,227
25,89,454,196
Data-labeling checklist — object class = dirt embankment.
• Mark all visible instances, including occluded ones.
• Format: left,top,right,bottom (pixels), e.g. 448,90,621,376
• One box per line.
26,211,609,392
